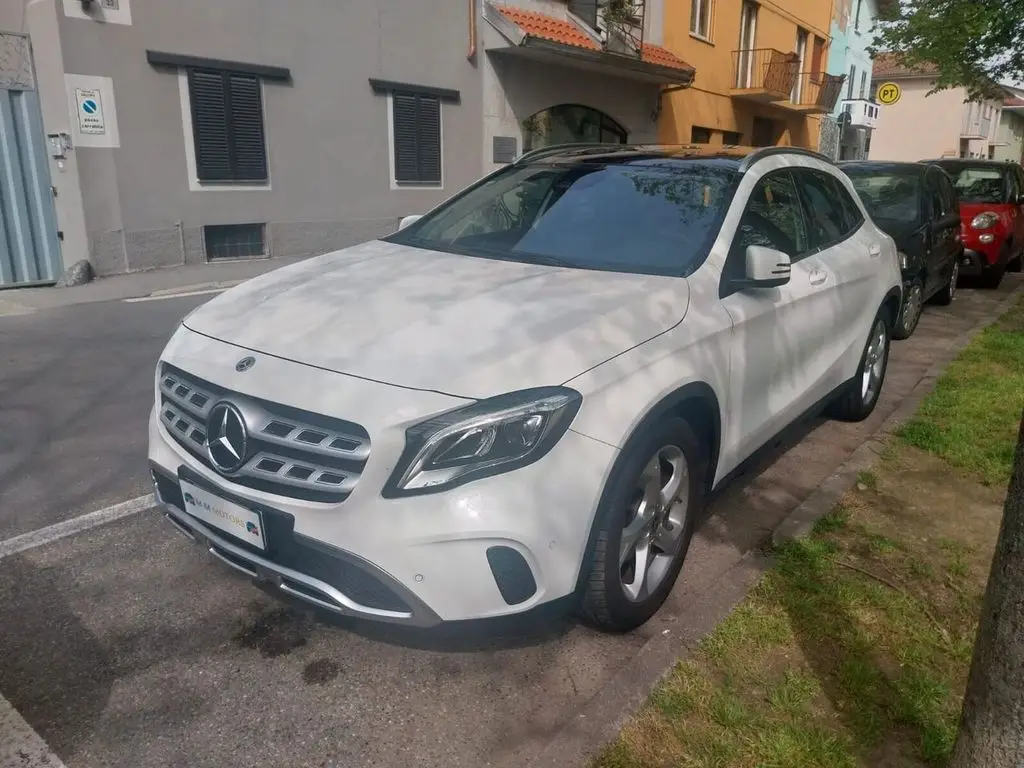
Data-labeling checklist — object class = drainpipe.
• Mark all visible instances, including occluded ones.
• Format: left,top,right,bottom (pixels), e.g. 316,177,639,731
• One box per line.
467,0,477,60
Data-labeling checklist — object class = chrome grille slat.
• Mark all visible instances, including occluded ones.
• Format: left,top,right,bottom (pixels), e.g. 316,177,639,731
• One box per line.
158,364,370,503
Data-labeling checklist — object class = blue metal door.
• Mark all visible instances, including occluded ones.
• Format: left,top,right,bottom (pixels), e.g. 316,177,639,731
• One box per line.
0,32,62,288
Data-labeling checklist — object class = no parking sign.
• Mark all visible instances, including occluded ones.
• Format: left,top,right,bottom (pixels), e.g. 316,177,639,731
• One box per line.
75,88,106,135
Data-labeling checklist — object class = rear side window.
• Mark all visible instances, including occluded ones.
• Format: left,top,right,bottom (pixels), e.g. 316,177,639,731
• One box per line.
825,173,864,233
938,172,959,215
1007,167,1022,201
924,170,946,220
793,169,855,249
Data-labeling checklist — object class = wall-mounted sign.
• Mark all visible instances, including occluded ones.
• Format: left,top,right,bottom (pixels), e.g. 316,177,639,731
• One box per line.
876,82,902,106
75,88,106,135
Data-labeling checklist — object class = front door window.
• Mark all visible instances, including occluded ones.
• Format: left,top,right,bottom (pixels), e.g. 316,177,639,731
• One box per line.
522,104,628,151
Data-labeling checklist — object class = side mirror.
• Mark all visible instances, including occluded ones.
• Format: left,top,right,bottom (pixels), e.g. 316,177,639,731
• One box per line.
738,245,792,289
932,214,961,232
1015,193,1024,206
398,214,422,231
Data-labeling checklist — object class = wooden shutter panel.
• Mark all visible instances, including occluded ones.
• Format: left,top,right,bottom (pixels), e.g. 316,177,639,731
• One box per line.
416,96,441,184
393,93,420,183
189,69,232,182
226,74,268,182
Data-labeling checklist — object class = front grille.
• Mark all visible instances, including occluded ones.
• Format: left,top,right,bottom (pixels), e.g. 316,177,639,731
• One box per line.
159,363,370,503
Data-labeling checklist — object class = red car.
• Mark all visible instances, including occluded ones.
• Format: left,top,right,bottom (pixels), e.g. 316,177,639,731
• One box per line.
921,159,1024,288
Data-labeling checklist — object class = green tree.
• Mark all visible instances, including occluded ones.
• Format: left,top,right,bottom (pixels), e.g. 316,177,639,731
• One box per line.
870,0,1024,98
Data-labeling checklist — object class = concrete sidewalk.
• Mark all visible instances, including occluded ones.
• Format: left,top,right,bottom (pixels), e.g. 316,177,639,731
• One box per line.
0,256,308,315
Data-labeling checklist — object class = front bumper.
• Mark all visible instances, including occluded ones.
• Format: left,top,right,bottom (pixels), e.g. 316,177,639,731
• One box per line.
148,327,618,625
960,248,1006,277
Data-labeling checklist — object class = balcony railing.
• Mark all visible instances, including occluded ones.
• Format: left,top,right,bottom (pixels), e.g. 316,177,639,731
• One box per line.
731,48,800,102
568,0,646,57
788,72,846,113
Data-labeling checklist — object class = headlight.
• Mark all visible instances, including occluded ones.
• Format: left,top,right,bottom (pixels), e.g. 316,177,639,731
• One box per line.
898,251,909,270
970,212,998,229
383,387,582,497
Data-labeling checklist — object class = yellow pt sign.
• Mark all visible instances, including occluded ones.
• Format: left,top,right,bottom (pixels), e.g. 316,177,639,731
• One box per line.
877,82,902,105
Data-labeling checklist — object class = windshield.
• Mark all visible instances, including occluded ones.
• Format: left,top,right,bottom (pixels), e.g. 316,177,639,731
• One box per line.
937,164,1006,204
385,159,739,277
844,168,922,233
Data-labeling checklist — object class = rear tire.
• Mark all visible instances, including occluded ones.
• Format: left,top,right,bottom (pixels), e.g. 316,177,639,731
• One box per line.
932,259,958,307
892,277,923,340
578,417,706,633
826,309,891,423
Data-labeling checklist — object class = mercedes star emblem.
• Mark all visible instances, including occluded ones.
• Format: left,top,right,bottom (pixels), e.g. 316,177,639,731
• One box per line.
235,356,256,372
206,402,249,474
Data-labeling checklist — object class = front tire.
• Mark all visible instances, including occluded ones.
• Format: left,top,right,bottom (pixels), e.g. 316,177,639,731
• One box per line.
579,417,706,633
932,259,958,306
1007,252,1022,273
826,309,891,423
892,277,923,340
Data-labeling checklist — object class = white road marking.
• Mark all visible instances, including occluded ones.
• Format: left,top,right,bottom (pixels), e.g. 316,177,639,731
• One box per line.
0,693,66,768
123,287,227,303
0,494,155,561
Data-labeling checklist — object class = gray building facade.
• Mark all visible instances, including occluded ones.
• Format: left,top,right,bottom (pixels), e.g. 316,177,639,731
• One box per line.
4,0,693,280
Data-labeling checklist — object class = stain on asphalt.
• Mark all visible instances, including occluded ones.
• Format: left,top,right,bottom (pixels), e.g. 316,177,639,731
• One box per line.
233,605,312,658
302,658,341,685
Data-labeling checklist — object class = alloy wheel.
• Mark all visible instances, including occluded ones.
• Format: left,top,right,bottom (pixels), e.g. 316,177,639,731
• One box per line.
619,445,689,603
901,283,923,336
860,319,888,407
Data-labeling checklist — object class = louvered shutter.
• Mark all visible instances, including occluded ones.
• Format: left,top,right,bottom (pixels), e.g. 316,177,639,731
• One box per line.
189,69,232,182
392,92,441,184
392,93,420,183
226,73,268,182
416,96,441,184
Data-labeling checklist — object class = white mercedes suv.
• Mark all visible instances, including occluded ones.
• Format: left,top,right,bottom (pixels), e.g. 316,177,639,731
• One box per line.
149,145,902,633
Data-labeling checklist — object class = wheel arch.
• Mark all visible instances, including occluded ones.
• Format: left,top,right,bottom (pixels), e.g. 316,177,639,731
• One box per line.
572,381,723,596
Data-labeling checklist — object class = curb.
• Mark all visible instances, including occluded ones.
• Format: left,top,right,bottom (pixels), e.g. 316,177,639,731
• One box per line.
144,279,248,298
773,282,1023,546
527,283,1023,768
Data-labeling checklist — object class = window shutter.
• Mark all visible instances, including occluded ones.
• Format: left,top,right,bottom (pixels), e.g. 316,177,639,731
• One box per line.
227,74,268,182
392,92,441,184
393,93,420,183
416,95,441,184
189,69,232,182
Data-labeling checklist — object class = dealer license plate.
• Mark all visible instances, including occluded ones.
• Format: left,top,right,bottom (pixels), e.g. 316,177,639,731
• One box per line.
178,478,266,551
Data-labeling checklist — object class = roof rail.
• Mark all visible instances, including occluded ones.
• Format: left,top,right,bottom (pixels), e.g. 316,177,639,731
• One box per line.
738,145,837,172
514,142,642,165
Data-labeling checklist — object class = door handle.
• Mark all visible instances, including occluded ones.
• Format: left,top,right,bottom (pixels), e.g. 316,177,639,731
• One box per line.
809,269,827,286
868,243,882,258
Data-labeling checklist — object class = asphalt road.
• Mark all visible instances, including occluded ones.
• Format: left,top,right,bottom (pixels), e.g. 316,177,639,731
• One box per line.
0,276,1020,768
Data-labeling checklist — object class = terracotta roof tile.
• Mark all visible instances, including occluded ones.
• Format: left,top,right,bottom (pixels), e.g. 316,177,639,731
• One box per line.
498,6,600,51
871,52,938,79
1005,97,1024,107
496,5,694,73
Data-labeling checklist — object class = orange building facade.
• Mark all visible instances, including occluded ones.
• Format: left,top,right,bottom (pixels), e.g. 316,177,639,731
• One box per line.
658,0,843,150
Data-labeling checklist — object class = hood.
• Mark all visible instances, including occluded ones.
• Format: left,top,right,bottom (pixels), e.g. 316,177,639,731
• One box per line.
182,240,689,399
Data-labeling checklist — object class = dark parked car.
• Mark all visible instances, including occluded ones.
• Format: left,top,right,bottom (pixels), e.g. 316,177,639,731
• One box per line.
840,161,961,339
920,158,1024,288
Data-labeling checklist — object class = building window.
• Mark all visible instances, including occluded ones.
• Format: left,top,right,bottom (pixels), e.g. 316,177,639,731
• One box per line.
722,130,742,145
847,65,856,99
860,70,868,99
691,125,713,143
522,104,627,151
854,0,863,31
204,223,267,260
390,92,442,185
187,68,268,184
690,0,713,39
